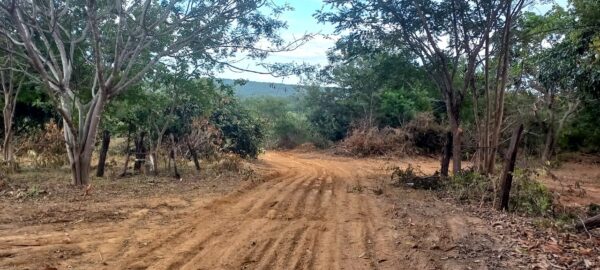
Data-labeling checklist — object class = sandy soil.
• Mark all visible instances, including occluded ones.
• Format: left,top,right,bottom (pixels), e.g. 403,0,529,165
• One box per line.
540,157,600,207
0,151,570,269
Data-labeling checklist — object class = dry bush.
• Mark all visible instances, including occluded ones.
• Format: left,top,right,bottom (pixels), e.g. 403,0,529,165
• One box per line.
209,154,244,174
186,117,223,161
338,113,445,157
402,113,445,155
390,164,441,189
17,120,67,168
338,126,411,156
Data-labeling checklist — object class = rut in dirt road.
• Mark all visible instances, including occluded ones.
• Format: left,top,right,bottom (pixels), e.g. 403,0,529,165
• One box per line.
113,152,398,270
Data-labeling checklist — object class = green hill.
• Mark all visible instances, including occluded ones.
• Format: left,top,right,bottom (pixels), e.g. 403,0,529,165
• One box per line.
220,79,300,98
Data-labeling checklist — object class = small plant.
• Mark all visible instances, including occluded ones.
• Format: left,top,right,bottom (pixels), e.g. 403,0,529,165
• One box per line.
447,170,493,202
588,203,600,216
510,168,554,216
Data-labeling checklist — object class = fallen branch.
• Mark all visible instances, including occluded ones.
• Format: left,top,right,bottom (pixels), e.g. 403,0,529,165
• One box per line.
575,214,600,231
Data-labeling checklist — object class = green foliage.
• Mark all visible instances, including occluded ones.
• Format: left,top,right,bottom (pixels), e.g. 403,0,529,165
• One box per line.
211,98,264,158
510,169,554,216
448,170,492,202
447,169,553,216
379,85,432,126
243,96,326,149
302,85,355,141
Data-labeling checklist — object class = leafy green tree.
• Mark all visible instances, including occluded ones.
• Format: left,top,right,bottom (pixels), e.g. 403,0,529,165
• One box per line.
211,97,264,158
0,0,305,185
318,0,526,173
244,96,320,149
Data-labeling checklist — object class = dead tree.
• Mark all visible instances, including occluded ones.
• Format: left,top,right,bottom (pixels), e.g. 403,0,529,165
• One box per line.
497,124,524,211
576,214,600,231
440,131,453,177
95,130,110,177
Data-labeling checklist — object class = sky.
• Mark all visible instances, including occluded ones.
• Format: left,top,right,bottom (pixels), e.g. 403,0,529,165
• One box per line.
219,0,568,85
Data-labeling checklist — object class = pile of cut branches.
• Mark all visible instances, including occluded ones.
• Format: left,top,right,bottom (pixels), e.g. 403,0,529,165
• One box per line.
390,164,441,190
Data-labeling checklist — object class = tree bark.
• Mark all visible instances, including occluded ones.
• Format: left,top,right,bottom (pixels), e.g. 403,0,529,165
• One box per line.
448,109,462,174
170,134,181,179
542,123,555,163
0,54,21,168
485,1,516,175
134,132,146,174
63,94,107,186
187,138,201,172
96,130,111,177
576,214,600,231
120,127,133,177
440,131,452,177
497,124,524,211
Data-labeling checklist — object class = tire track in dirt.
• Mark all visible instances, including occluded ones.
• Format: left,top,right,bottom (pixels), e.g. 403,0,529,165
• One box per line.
0,151,402,270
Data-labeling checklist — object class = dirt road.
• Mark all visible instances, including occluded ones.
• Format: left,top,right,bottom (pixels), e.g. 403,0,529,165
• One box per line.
0,152,514,269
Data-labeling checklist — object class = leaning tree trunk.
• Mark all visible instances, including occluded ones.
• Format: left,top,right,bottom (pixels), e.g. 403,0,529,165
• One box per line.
187,138,201,172
541,123,555,163
497,124,524,211
96,130,111,177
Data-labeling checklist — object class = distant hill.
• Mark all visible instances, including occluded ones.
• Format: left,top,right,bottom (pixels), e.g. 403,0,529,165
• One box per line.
220,79,300,98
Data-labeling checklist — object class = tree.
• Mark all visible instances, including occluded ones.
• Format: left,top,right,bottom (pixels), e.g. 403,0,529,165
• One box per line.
0,40,23,166
0,0,306,185
517,3,600,161
318,0,526,174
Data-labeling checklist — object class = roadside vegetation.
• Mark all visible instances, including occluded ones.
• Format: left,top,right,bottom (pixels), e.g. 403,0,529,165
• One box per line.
0,0,599,268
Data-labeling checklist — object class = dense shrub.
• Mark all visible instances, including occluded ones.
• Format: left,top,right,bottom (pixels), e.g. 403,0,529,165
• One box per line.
444,168,554,216
338,113,445,156
510,168,554,216
211,99,264,159
243,96,329,149
339,126,411,156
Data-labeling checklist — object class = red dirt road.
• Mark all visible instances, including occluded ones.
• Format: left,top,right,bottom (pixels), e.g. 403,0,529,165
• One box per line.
0,152,518,269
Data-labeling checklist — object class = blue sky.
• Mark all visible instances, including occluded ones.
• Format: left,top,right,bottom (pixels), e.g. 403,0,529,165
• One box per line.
219,0,568,84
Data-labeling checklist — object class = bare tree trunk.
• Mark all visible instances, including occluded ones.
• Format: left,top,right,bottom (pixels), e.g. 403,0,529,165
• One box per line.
96,130,110,177
149,132,166,175
63,94,107,186
497,124,524,211
187,138,201,172
541,122,555,163
2,105,15,164
542,99,580,163
447,107,462,174
440,131,452,177
120,127,133,177
170,134,181,179
0,54,21,168
134,132,146,174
